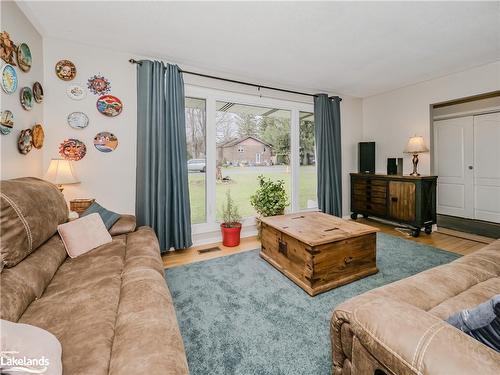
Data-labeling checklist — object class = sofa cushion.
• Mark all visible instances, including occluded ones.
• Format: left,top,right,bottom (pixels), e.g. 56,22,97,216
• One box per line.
109,227,189,375
109,214,136,236
19,236,126,375
58,213,112,258
0,235,67,322
349,297,500,375
0,177,68,268
0,319,62,375
81,202,120,230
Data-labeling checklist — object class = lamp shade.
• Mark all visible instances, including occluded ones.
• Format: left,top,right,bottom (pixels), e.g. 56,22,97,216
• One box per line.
44,158,80,185
404,136,429,154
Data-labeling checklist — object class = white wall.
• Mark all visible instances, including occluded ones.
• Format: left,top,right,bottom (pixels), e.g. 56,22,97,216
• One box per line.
340,97,363,217
0,1,44,179
42,38,137,213
362,61,500,175
41,38,363,219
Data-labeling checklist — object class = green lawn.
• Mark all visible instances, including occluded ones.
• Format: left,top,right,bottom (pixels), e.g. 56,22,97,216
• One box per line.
188,166,317,223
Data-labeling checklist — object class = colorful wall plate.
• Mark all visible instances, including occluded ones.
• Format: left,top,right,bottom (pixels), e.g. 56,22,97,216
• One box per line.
0,110,14,135
59,139,86,161
66,84,86,100
55,59,76,81
0,32,17,65
87,74,111,95
94,131,118,153
67,112,89,129
33,82,44,103
16,43,32,72
18,129,33,154
1,64,18,94
20,87,33,110
97,95,123,117
32,124,44,149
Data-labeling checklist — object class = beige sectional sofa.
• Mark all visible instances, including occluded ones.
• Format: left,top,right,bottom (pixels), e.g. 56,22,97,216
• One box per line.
331,238,500,375
0,177,189,374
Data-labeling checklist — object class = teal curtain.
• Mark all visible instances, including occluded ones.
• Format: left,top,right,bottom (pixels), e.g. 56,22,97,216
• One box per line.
314,94,342,216
136,61,192,251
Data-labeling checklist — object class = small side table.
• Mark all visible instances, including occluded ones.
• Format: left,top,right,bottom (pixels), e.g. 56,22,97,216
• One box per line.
70,198,95,215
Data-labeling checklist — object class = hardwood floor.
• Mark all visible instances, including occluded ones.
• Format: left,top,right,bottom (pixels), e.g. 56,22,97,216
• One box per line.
162,218,488,269
356,218,487,256
162,236,260,268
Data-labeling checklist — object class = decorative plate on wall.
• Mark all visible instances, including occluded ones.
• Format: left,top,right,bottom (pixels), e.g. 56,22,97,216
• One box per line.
1,64,18,94
16,43,32,72
67,111,89,129
20,87,33,110
66,84,86,100
59,138,86,161
0,110,14,135
0,31,17,65
55,59,76,81
18,129,33,154
31,124,44,149
96,95,123,117
33,81,44,103
87,74,111,95
94,131,118,153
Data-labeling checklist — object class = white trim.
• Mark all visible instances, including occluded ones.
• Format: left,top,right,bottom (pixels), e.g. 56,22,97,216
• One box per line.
290,109,300,212
433,107,500,121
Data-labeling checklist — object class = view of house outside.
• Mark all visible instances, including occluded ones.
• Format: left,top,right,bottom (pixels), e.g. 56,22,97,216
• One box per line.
185,98,317,224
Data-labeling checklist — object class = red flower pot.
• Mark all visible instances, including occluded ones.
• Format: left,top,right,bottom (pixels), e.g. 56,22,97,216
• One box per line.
221,222,242,247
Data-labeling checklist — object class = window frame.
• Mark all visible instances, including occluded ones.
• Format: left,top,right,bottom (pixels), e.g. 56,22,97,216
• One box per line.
185,84,315,235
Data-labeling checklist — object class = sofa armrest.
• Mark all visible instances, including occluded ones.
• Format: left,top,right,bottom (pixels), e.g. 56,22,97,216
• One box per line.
109,214,136,236
349,298,500,375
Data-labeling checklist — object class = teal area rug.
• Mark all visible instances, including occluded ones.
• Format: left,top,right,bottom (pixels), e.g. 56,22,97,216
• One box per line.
165,233,460,375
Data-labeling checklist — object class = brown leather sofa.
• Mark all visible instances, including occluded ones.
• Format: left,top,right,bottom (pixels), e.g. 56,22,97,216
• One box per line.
331,238,500,375
0,177,189,374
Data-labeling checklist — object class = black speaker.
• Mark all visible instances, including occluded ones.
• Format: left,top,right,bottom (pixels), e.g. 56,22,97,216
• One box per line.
387,158,404,175
387,158,397,175
359,142,375,174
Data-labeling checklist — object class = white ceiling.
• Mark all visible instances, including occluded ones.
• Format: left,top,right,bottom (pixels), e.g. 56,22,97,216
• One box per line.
19,1,500,98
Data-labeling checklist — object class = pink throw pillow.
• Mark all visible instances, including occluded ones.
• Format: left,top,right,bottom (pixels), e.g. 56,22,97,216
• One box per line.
57,213,112,258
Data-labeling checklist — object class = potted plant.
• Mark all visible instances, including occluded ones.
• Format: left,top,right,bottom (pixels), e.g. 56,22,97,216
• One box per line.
220,189,242,247
250,175,289,236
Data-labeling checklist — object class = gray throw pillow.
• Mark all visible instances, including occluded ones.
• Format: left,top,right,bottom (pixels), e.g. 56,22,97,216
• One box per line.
81,202,121,230
446,294,500,352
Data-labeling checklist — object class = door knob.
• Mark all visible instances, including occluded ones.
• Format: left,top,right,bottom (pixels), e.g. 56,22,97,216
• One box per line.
468,166,474,170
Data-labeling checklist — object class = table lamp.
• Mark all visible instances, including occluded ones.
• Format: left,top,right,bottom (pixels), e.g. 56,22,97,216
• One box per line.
404,136,429,176
44,158,80,191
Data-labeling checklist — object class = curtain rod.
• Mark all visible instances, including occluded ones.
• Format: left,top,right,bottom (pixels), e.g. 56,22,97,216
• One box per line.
128,59,341,101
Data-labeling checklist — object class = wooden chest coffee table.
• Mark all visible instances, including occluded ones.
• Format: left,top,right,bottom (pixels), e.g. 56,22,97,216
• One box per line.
260,212,379,296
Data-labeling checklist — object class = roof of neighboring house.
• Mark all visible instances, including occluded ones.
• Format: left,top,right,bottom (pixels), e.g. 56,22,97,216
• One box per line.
217,136,273,149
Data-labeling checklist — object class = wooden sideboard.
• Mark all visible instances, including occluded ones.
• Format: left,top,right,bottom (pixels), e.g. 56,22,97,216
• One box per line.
350,173,437,237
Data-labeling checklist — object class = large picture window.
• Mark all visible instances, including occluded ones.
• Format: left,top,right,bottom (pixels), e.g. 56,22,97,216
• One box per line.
216,101,291,219
184,86,315,233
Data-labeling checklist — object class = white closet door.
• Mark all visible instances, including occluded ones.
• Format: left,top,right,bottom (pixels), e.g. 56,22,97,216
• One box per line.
433,117,474,218
473,112,500,223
